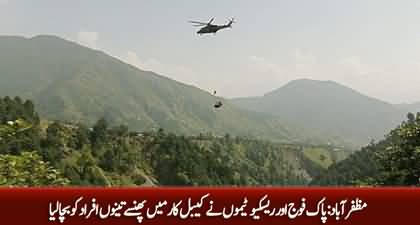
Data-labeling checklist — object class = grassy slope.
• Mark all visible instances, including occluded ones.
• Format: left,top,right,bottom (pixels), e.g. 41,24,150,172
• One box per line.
303,147,333,169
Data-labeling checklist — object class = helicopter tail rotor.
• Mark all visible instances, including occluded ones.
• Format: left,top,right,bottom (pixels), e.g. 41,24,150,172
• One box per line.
227,18,235,28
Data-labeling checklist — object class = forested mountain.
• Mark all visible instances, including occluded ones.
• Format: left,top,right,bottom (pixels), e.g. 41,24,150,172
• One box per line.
2,35,415,148
312,112,420,186
1,96,337,186
2,97,417,186
232,79,405,147
0,35,303,143
1,35,418,187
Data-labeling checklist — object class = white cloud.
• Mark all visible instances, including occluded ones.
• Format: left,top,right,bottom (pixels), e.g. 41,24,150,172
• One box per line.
249,50,384,83
245,51,399,100
76,31,98,49
338,56,377,76
248,52,320,82
249,55,283,74
292,48,316,63
120,50,202,88
124,51,165,73
249,49,320,79
291,49,318,76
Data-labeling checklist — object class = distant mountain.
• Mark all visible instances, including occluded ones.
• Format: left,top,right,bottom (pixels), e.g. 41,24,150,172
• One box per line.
232,79,404,147
0,35,303,142
2,35,412,148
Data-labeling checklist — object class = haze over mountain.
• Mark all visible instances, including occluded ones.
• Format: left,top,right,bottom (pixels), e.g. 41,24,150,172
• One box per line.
0,35,417,148
395,101,420,114
232,79,409,147
0,35,304,142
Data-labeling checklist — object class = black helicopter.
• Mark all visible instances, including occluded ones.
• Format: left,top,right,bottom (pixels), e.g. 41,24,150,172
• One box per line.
189,18,235,35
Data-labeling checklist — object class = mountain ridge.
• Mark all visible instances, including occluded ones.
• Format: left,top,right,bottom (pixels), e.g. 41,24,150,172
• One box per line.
1,34,417,148
0,35,306,143
232,78,407,147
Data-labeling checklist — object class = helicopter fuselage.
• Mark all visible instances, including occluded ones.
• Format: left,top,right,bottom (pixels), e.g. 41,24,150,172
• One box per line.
197,25,229,34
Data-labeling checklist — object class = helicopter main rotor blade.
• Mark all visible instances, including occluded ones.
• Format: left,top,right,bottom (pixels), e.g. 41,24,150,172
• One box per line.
189,21,207,25
208,18,214,24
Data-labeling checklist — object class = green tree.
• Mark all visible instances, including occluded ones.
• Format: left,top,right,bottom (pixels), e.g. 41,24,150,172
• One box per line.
376,113,420,185
0,151,69,186
40,122,66,164
76,148,111,186
74,125,90,150
91,118,108,148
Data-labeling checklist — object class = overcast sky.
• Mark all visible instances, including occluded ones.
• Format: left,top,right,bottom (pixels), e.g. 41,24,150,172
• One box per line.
1,0,420,103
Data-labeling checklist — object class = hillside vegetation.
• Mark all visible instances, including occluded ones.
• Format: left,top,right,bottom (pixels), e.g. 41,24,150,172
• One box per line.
2,35,411,148
0,35,304,144
1,96,341,186
1,98,417,187
312,112,420,186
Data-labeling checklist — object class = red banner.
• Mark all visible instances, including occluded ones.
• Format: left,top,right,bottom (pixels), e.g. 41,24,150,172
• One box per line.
0,188,419,225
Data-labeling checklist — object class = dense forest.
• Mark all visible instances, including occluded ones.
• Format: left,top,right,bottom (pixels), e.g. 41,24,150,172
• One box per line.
0,96,313,186
1,96,418,186
312,112,420,186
